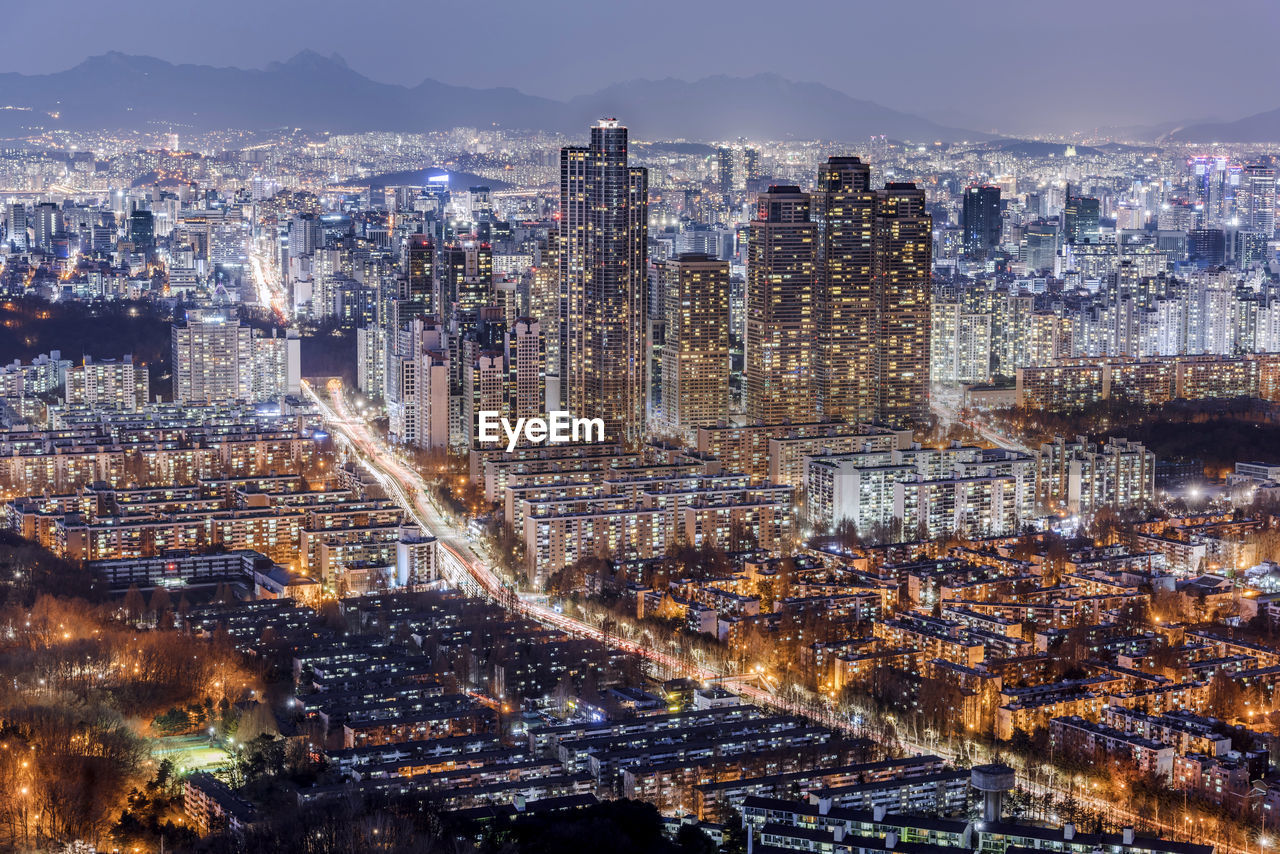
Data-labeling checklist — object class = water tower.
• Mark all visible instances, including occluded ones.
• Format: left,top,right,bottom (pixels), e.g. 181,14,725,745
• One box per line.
971,763,1016,823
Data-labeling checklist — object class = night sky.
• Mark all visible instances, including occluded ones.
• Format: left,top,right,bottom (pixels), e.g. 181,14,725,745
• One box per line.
3,0,1276,135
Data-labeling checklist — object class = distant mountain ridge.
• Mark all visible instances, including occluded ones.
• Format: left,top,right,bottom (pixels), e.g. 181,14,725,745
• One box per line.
0,51,987,142
565,73,982,141
1168,107,1280,142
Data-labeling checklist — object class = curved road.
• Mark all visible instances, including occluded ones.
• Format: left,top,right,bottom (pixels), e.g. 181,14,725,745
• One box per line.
304,379,706,677
303,378,1230,852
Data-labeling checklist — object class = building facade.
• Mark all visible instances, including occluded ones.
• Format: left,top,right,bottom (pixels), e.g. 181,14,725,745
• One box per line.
559,119,649,444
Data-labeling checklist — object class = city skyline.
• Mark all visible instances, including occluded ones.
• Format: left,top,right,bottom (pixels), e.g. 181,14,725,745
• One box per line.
3,5,1280,853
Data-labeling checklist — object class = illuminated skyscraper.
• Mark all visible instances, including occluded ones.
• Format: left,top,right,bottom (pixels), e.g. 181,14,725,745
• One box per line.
6,204,27,251
750,168,932,428
460,311,545,447
530,230,560,410
462,346,505,448
509,317,545,421
1243,163,1277,238
440,238,493,320
962,185,1002,259
1021,221,1058,271
32,202,59,252
660,254,730,441
559,119,649,444
467,186,494,221
747,186,816,424
874,183,932,425
1063,193,1100,244
1188,229,1226,266
403,233,434,308
288,212,322,260
409,317,452,450
128,209,155,253
743,147,762,188
715,147,734,198
814,156,876,422
386,234,436,418
172,312,254,402
356,326,387,400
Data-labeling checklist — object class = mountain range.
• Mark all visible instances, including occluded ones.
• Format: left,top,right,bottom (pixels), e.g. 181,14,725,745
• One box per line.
1168,107,1280,143
0,51,986,143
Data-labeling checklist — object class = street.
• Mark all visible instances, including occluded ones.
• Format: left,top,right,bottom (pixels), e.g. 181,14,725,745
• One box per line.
303,377,1234,850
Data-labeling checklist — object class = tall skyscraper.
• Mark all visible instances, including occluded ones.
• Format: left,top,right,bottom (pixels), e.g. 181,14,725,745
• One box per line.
356,325,387,400
288,213,323,260
531,230,560,411
659,254,730,441
747,186,817,423
467,186,494,221
386,234,436,421
1064,193,1100,244
874,183,932,425
750,161,933,428
1243,163,1277,238
715,147,734,198
743,148,762,188
1188,229,1226,266
462,334,506,449
6,204,27,251
962,185,1002,259
814,157,876,422
128,209,155,253
509,317,545,421
173,312,252,402
32,202,59,252
559,119,649,444
403,234,435,309
1022,221,1058,271
440,239,493,321
411,317,452,450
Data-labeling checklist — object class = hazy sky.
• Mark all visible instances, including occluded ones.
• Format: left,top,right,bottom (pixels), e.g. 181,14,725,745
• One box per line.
2,0,1276,134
